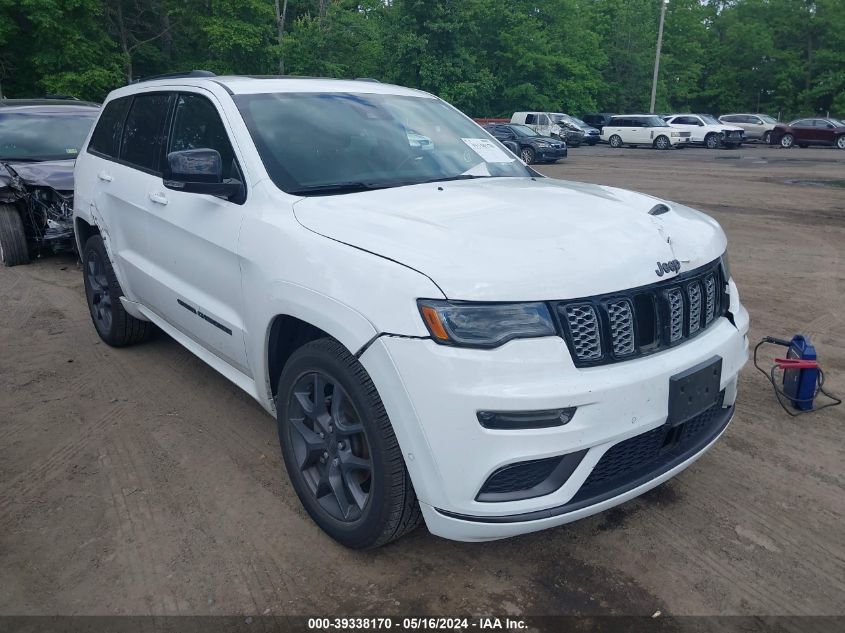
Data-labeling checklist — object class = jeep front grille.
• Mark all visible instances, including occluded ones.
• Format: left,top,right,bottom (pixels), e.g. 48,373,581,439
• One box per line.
555,259,727,367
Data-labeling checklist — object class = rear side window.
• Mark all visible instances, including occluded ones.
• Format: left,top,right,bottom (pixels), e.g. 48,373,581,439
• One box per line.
525,114,536,124
88,97,131,158
168,94,237,178
120,93,171,172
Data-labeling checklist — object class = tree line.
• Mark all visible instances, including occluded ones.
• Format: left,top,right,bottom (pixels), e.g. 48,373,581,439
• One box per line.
1,0,842,120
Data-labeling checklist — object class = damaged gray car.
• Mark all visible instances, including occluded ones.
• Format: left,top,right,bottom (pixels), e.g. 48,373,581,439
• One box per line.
0,99,99,266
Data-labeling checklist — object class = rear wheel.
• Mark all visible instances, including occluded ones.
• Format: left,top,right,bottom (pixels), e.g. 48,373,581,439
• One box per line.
0,204,29,267
277,338,422,548
654,135,670,150
520,146,535,164
608,135,623,148
781,133,794,148
762,131,772,145
704,133,720,149
82,235,153,346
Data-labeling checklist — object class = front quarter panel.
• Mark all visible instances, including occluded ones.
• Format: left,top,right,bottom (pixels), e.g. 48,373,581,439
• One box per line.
239,182,443,409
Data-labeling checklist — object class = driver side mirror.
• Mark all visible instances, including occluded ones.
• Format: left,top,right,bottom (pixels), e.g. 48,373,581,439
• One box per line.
163,148,243,200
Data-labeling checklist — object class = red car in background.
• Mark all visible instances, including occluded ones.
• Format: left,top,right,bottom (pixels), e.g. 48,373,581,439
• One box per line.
770,117,845,149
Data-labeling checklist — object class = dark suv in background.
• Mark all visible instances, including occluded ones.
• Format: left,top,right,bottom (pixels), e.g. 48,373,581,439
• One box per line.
581,113,616,133
0,99,99,265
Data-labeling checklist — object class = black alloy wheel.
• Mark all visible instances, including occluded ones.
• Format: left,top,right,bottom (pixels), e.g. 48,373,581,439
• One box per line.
86,246,114,336
82,235,153,346
287,371,373,522
277,338,421,548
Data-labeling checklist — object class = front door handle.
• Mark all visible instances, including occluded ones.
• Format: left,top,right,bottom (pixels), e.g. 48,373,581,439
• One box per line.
148,191,169,205
97,171,113,182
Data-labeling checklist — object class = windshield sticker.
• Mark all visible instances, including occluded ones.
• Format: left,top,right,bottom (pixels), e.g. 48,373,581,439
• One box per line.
66,148,78,154
461,138,514,163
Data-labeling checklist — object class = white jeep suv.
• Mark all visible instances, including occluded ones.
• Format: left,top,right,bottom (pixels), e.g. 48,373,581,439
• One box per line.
74,73,749,548
664,114,746,149
601,114,691,149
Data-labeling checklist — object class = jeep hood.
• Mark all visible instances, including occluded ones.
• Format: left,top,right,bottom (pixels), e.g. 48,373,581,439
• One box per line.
293,177,726,301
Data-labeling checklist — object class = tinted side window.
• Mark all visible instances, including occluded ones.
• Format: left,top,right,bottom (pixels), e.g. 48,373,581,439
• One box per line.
120,93,171,172
88,97,131,158
525,114,536,124
721,115,737,123
793,119,812,127
168,94,237,177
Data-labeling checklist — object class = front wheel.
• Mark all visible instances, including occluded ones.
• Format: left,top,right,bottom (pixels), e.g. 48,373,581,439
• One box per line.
781,133,794,148
0,204,29,267
520,146,535,164
837,135,845,150
608,135,623,148
704,133,720,149
654,135,671,150
277,338,422,548
82,235,153,346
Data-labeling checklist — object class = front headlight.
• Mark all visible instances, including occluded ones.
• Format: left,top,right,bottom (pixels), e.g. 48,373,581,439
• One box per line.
670,131,681,137
418,300,556,348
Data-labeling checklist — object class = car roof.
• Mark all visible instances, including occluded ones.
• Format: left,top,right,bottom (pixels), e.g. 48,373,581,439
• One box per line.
108,75,432,100
0,98,100,110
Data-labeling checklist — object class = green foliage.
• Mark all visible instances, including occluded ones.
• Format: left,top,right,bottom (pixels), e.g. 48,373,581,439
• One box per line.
0,0,841,119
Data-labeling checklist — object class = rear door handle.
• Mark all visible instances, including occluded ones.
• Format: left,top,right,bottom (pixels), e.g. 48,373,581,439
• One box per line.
148,191,169,205
97,171,113,182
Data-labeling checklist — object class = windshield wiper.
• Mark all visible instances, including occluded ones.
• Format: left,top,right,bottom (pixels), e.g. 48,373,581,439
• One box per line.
415,174,494,185
286,181,396,196
0,157,45,163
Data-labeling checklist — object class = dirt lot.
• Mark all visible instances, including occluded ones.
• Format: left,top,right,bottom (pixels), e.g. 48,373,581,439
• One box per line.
1,144,843,617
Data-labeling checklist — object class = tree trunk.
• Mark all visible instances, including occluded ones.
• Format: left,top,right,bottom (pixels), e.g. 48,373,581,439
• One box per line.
275,0,289,75
116,2,133,83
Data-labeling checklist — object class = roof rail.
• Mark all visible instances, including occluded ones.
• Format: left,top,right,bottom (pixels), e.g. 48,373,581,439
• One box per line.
133,70,217,84
354,78,381,83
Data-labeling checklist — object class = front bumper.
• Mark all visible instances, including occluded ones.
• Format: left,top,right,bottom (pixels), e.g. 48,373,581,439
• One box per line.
361,286,748,540
536,145,568,161
359,298,749,541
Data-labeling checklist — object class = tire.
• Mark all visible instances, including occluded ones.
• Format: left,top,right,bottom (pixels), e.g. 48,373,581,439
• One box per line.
781,133,794,148
762,131,772,145
0,204,29,267
608,135,623,148
654,135,670,150
520,146,535,164
277,338,422,549
82,235,153,346
837,135,845,150
704,133,720,149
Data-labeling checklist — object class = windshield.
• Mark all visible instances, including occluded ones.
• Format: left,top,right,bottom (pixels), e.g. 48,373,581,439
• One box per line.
700,114,719,124
760,115,778,124
509,124,539,137
829,119,845,127
0,110,97,161
234,92,531,195
569,116,589,128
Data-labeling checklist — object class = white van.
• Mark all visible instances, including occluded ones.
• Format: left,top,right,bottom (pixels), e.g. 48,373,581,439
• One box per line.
511,112,560,138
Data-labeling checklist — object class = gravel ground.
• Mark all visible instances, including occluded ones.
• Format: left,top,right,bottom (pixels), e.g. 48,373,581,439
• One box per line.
1,143,843,617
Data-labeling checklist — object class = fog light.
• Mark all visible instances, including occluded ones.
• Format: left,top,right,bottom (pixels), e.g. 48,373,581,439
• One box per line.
477,407,576,430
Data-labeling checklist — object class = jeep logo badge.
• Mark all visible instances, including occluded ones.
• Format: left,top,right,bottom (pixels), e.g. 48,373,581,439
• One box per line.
655,259,681,277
